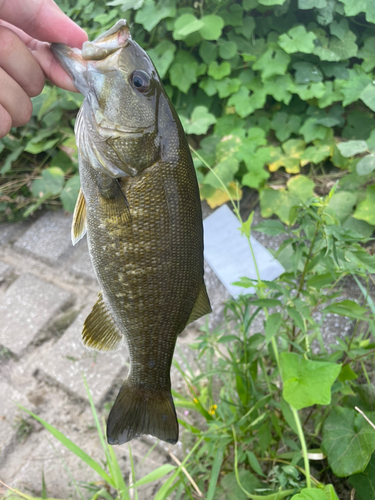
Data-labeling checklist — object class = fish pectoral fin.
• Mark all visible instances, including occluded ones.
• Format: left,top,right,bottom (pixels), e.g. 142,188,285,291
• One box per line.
82,292,124,351
186,282,212,326
71,189,87,246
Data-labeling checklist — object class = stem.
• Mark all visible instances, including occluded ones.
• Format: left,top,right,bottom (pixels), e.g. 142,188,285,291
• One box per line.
290,406,311,489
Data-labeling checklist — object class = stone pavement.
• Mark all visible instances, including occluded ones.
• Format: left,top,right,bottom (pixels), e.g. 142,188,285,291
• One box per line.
0,208,230,498
0,206,358,498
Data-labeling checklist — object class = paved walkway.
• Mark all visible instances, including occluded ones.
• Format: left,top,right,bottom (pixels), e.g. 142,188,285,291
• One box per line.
0,206,356,498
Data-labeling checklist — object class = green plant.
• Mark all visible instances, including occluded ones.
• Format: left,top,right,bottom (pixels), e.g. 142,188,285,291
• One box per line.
1,0,375,226
166,163,375,499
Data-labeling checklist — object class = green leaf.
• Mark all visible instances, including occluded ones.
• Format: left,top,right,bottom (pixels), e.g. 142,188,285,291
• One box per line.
278,26,316,54
348,453,375,500
300,144,331,164
314,23,358,61
31,167,65,199
181,106,216,135
358,36,375,72
298,0,327,7
148,41,176,78
107,0,144,8
253,220,286,235
204,158,239,189
292,82,326,101
293,62,323,84
169,51,198,93
281,352,341,410
324,300,368,320
291,489,327,500
215,77,241,98
353,185,375,225
199,41,218,64
172,14,204,40
318,81,344,108
199,15,224,41
339,68,372,106
357,155,375,175
60,175,81,213
360,83,375,112
265,313,282,344
337,140,368,157
287,175,315,203
219,41,237,59
271,112,301,142
299,118,328,143
258,0,287,5
322,407,375,477
135,0,176,31
25,138,59,155
326,191,357,223
0,146,23,175
253,47,291,80
208,61,231,80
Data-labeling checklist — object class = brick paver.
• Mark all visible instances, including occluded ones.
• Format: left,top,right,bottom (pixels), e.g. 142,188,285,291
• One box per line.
0,378,27,462
35,305,128,405
0,274,72,356
0,260,12,282
14,212,73,266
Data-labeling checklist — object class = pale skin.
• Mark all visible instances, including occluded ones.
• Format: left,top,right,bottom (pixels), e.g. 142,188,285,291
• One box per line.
0,0,88,138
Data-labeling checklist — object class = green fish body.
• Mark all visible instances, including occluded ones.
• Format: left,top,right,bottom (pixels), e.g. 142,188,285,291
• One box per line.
52,20,211,445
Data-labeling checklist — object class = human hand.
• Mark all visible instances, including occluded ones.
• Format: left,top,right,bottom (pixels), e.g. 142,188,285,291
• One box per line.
0,0,88,138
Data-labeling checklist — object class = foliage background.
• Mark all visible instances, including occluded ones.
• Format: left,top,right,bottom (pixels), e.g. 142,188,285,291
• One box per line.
1,0,375,228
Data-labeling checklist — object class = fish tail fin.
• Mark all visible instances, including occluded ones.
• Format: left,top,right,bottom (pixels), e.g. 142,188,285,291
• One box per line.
107,381,178,445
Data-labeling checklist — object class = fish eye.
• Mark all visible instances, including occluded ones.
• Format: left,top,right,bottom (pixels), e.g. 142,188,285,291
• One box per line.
130,70,151,93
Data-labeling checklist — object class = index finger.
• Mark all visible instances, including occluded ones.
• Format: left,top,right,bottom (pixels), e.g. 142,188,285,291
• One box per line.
0,0,87,47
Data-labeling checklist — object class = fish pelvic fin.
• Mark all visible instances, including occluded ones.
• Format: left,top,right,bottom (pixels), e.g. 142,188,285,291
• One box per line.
186,281,212,326
82,292,123,351
107,381,178,445
71,188,87,246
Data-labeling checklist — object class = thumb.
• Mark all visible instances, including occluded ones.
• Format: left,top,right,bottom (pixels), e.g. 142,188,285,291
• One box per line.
0,0,87,47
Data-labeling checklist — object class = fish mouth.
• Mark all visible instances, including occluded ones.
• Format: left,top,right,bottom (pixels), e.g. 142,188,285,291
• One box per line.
51,19,131,95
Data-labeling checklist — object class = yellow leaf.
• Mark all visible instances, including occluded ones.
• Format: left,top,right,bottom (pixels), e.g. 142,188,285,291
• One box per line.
205,182,242,208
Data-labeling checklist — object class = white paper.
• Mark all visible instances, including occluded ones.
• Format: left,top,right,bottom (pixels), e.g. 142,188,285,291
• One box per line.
203,205,285,298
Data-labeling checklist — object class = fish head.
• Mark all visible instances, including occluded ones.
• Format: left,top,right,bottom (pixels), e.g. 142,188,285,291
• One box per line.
52,20,162,178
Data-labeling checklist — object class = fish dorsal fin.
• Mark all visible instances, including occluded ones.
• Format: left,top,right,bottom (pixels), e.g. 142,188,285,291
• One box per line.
186,282,212,325
71,189,87,246
82,292,124,351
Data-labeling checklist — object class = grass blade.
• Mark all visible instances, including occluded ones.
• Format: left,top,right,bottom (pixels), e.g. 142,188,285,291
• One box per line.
206,447,223,500
132,464,176,488
107,440,130,500
17,404,115,488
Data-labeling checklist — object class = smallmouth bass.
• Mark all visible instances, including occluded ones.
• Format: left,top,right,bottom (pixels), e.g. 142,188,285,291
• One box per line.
51,20,211,445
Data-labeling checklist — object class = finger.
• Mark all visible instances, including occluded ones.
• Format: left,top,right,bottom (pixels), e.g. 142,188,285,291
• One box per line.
31,42,79,92
0,0,87,48
0,103,12,138
0,67,33,127
0,26,45,97
0,20,79,92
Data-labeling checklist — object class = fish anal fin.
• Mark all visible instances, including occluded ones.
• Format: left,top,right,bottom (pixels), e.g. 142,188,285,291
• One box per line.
186,282,212,325
82,292,123,351
71,189,87,246
107,381,178,445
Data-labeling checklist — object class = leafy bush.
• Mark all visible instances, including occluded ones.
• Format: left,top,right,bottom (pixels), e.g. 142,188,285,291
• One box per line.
1,0,375,227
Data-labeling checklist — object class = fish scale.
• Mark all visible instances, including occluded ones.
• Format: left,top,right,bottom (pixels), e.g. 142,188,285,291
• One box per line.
51,19,211,445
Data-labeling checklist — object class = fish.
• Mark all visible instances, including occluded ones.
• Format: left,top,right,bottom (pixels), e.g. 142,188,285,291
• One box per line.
51,20,211,445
